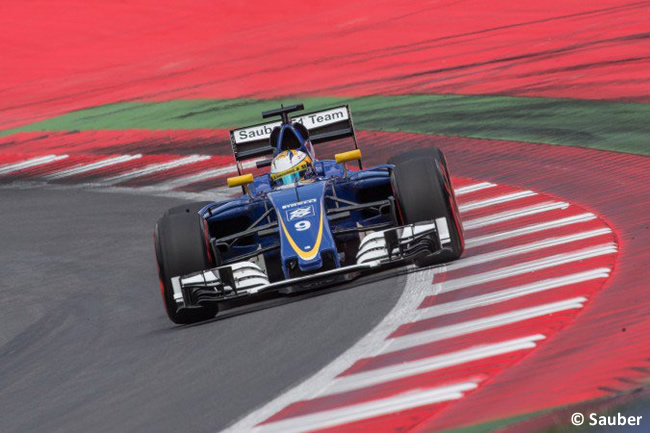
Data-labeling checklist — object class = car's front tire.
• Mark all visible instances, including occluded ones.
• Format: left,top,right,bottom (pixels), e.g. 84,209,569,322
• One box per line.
154,202,219,324
389,148,464,266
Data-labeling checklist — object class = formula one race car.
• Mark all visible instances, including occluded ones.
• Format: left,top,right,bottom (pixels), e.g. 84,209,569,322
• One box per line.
154,104,464,324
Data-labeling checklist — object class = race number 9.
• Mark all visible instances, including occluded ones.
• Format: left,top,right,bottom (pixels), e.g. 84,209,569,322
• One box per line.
294,220,311,231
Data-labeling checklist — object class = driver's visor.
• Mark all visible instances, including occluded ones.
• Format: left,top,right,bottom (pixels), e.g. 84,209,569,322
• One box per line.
279,172,301,185
270,160,310,183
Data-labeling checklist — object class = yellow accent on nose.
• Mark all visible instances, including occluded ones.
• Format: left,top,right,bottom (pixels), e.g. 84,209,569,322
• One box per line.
335,149,362,164
227,173,254,188
279,208,324,261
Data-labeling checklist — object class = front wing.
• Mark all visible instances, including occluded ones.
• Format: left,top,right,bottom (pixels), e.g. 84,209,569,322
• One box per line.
171,219,451,312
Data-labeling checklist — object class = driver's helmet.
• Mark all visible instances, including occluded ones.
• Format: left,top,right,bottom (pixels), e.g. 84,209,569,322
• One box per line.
270,150,313,185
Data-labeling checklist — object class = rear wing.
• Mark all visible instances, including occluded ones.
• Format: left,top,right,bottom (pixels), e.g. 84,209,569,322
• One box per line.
229,105,359,173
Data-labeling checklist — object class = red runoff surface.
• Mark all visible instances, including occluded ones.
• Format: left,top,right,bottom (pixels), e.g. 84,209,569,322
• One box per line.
414,135,650,432
0,130,232,156
2,0,649,129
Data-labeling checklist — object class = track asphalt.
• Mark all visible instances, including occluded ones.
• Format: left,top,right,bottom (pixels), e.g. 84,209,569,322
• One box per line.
0,187,406,433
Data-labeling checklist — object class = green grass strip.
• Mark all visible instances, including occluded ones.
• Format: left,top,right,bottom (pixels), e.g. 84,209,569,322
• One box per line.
2,95,649,155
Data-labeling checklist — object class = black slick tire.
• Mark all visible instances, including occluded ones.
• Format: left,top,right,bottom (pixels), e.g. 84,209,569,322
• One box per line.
154,202,218,324
389,148,465,266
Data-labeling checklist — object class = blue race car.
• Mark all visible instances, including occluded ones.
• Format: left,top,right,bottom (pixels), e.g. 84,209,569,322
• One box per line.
154,104,465,324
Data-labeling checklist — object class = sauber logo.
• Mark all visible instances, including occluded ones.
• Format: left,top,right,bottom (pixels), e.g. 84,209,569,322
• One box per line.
287,205,315,221
234,122,281,143
232,106,349,144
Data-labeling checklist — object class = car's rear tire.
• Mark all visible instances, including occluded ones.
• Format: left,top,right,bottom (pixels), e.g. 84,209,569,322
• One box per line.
389,148,464,266
154,201,219,324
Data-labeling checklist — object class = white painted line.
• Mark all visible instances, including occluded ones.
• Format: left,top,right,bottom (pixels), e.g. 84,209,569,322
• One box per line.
99,155,211,185
155,166,237,190
223,267,440,432
438,243,617,294
44,154,143,179
459,190,537,212
441,228,612,273
384,297,587,355
0,154,69,175
454,182,497,196
220,182,615,433
421,268,610,320
466,213,598,247
153,159,259,190
254,382,478,433
463,201,569,230
321,335,544,397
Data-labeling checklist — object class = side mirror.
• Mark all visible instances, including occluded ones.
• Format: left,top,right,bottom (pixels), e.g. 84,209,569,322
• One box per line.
334,149,362,178
334,149,362,164
227,173,254,188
